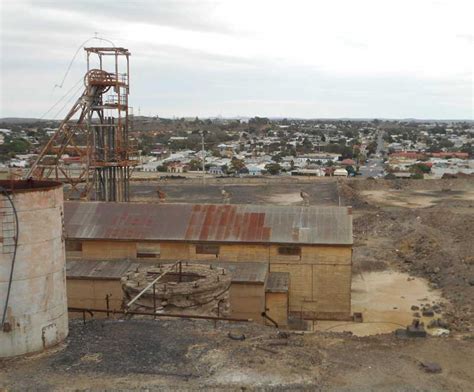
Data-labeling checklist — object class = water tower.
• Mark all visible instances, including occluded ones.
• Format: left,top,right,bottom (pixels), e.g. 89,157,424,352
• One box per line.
0,180,68,357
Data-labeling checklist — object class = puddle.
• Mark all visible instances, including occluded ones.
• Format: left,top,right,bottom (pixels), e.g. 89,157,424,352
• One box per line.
313,270,446,336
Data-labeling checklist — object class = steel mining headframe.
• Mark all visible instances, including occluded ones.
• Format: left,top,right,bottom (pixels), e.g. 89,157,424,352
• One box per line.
25,46,137,202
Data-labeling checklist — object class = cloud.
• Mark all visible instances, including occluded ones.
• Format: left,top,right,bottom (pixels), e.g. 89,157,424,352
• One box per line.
0,0,473,119
30,0,234,35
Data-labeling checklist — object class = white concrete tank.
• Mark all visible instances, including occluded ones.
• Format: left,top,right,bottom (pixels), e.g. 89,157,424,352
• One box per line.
0,180,68,357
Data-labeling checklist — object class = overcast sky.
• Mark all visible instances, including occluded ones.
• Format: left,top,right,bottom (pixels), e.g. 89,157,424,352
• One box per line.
1,0,473,119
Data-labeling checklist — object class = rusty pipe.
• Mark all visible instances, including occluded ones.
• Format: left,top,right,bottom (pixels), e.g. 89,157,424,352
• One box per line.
68,307,252,323
261,312,279,328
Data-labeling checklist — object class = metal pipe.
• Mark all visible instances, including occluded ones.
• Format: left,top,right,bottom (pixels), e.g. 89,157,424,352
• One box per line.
153,283,156,319
68,307,251,322
261,312,279,328
105,294,110,317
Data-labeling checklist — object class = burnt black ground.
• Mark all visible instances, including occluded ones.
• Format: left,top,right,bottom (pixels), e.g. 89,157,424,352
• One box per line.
1,319,474,391
47,319,214,379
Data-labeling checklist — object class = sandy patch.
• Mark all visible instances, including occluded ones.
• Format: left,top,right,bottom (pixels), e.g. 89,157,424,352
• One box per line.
361,189,474,208
267,192,304,205
313,271,446,336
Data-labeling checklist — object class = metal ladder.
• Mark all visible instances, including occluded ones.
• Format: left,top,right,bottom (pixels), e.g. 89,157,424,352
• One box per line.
0,196,17,255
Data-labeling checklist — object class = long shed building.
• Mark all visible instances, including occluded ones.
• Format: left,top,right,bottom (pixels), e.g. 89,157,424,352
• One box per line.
64,202,353,322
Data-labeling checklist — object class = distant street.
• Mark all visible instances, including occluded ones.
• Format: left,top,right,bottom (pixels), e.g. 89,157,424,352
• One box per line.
360,131,385,178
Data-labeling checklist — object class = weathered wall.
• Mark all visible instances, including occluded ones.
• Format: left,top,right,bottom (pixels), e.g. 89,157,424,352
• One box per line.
69,239,352,320
67,279,123,319
82,241,136,260
229,283,265,322
77,240,351,264
66,277,264,323
0,183,68,358
160,242,191,259
270,263,351,319
265,292,288,327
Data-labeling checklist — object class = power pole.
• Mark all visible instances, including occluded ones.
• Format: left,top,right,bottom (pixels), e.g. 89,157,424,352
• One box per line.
200,131,205,182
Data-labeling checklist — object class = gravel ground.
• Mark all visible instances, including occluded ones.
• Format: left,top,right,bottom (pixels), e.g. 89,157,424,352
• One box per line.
341,178,474,333
130,178,340,206
1,319,473,391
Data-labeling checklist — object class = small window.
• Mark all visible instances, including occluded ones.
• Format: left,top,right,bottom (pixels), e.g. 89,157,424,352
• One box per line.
278,246,301,256
137,243,160,258
196,244,220,255
66,241,82,252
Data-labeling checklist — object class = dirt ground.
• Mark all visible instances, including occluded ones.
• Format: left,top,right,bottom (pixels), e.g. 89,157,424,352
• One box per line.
313,270,447,336
130,177,340,206
1,319,473,391
340,178,474,334
1,177,473,390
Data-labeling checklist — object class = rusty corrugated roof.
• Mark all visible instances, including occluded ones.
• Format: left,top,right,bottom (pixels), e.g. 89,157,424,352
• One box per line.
64,202,352,245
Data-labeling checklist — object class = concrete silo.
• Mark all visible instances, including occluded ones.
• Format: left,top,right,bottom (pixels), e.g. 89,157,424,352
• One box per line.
0,180,68,357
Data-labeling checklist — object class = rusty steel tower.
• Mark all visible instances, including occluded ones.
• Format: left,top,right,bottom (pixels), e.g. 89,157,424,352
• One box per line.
25,47,135,201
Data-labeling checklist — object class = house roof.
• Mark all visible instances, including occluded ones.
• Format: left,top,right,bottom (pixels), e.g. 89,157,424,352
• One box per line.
66,259,139,280
66,259,267,284
64,202,353,245
340,159,356,166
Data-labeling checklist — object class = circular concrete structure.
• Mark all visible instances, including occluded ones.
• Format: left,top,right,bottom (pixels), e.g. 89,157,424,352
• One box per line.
0,180,68,357
122,263,231,317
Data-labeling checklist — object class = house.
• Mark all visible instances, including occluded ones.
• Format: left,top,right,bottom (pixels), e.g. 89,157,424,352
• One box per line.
246,165,263,176
392,172,412,179
298,153,340,165
209,166,224,176
64,202,353,323
340,159,356,166
291,168,325,177
334,168,348,177
167,162,188,173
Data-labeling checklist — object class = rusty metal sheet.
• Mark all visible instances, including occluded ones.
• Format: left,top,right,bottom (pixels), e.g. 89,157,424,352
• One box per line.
64,202,352,245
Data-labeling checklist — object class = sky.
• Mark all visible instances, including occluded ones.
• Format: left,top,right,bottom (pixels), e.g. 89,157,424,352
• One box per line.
0,0,473,119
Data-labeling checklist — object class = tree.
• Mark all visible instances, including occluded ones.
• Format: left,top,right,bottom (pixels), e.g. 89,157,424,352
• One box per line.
0,137,31,161
460,143,473,158
188,159,202,171
411,163,431,174
366,141,377,156
230,157,246,173
271,153,283,163
265,163,281,175
346,165,356,176
411,172,424,180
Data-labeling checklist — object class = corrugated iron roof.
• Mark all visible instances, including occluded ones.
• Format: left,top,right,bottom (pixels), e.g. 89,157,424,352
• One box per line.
66,259,138,279
266,272,289,293
210,262,267,284
64,202,352,245
66,259,267,284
